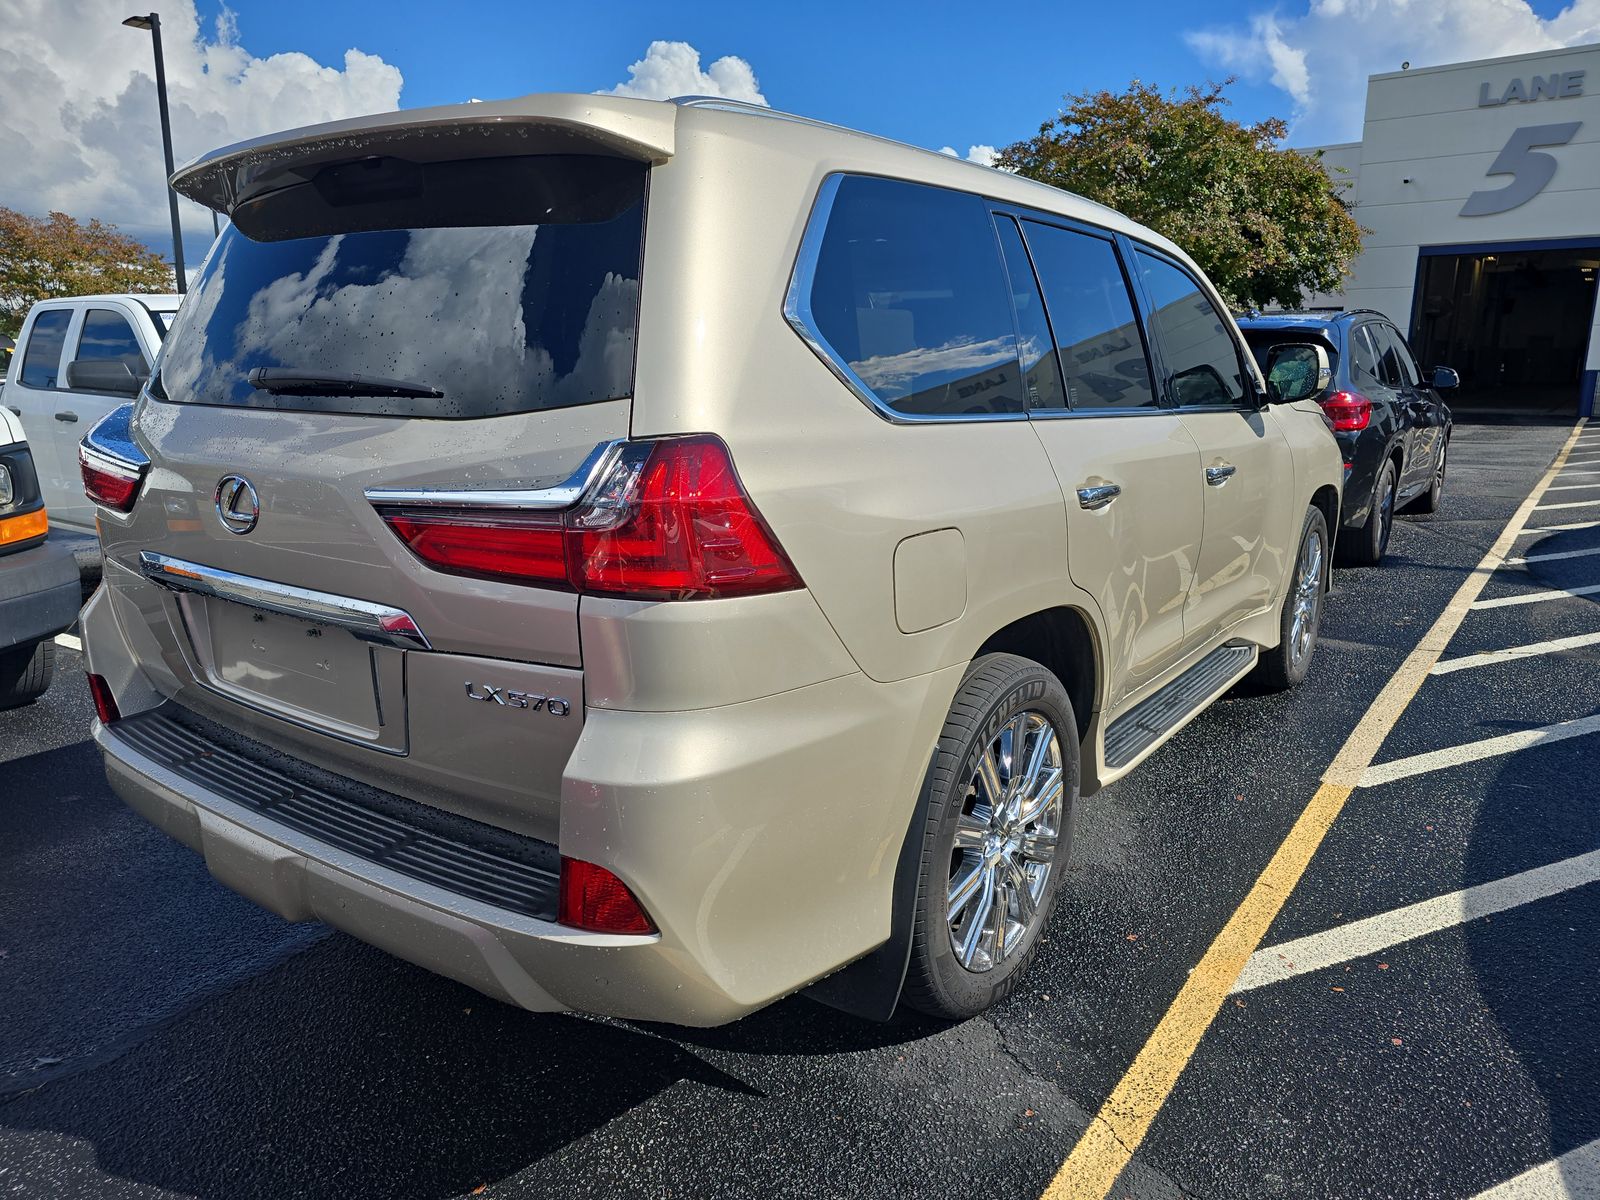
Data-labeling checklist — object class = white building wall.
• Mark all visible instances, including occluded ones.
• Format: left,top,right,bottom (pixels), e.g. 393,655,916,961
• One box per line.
1302,42,1600,409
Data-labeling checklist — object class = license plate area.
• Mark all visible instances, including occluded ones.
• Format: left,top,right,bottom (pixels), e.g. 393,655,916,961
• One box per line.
176,595,408,753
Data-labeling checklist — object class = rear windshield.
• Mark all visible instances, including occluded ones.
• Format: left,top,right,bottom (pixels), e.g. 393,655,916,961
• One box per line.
153,154,646,419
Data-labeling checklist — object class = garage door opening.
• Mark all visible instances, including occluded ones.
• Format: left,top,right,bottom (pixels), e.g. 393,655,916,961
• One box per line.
1413,246,1599,415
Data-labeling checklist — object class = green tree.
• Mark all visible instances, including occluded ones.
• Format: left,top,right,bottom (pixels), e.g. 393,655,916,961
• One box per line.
996,81,1365,309
0,207,174,339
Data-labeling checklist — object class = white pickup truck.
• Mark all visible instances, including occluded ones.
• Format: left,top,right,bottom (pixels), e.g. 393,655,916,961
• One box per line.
1,294,179,532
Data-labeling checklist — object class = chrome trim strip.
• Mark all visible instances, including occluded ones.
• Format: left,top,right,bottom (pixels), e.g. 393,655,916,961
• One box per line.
782,174,1030,427
362,439,625,510
80,402,150,476
138,552,432,650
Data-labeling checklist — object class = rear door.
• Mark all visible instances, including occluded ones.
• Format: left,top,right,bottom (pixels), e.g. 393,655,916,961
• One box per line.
1375,322,1441,490
97,151,648,839
1129,248,1295,643
1004,215,1204,707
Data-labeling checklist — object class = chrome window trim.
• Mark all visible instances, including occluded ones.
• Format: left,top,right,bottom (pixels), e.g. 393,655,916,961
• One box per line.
783,173,1030,427
363,439,626,510
138,551,432,650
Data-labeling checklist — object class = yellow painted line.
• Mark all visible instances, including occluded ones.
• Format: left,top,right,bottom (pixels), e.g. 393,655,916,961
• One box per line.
1040,418,1589,1200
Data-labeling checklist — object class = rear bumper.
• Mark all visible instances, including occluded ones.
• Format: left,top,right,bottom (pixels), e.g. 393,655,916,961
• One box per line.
0,536,80,650
93,662,959,1026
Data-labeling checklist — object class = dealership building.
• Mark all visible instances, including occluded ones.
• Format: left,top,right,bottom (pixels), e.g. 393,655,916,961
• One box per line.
1302,41,1599,417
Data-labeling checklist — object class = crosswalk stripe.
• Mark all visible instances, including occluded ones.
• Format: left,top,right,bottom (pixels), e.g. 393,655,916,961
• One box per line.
1472,583,1600,610
1431,631,1600,674
1360,714,1600,788
1231,848,1600,993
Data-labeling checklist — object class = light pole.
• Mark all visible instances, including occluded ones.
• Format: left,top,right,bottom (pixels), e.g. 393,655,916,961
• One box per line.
122,13,186,293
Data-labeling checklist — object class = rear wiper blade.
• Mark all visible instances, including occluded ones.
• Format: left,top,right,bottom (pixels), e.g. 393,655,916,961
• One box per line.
247,368,444,399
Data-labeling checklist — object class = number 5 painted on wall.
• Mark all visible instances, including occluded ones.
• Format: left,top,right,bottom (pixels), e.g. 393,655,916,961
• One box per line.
1460,122,1583,216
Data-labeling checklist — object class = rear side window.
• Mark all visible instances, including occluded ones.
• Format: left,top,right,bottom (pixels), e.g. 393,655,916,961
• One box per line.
799,175,1023,418
993,216,1067,411
1351,326,1384,387
19,309,71,389
154,154,646,418
1134,251,1247,408
1373,324,1419,386
1024,222,1157,411
78,309,149,372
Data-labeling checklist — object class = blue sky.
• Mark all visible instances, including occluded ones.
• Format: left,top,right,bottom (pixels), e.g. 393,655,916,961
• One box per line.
191,0,1308,153
210,0,1589,145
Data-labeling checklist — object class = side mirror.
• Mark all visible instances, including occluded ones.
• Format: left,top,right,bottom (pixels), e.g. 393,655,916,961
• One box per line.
65,358,145,396
1262,342,1332,405
1429,366,1460,391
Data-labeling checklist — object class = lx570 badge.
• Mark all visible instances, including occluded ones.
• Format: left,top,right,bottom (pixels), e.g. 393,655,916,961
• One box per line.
464,682,572,716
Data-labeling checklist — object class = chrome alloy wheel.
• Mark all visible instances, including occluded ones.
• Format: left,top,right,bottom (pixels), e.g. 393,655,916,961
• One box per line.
1435,440,1447,488
946,712,1064,973
1289,523,1325,667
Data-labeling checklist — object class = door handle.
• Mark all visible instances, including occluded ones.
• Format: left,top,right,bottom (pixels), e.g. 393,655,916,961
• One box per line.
4,406,18,417
1204,463,1237,486
55,410,79,423
1076,483,1121,511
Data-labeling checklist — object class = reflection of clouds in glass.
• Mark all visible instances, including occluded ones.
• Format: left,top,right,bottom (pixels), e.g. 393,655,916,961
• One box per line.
163,226,637,415
849,334,1015,400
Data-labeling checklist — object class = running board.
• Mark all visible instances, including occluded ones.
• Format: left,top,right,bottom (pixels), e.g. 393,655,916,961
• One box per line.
1103,644,1257,770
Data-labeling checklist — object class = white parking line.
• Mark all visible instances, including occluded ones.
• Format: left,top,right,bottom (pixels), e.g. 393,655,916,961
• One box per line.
1360,713,1600,788
1507,547,1600,566
1536,498,1600,511
1431,631,1600,674
1472,584,1600,610
1519,520,1600,536
54,632,81,652
1546,482,1600,491
1231,849,1600,993
1472,1136,1600,1198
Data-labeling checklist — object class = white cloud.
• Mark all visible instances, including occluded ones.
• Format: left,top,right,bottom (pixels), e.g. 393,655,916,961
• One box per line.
938,144,1001,166
1186,0,1600,144
0,0,402,251
601,40,767,105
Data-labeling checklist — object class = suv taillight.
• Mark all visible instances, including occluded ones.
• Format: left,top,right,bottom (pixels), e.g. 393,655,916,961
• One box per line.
1320,391,1372,433
376,437,803,601
79,405,150,514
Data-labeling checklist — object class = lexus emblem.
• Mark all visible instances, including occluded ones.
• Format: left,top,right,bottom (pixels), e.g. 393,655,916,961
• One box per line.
214,475,260,534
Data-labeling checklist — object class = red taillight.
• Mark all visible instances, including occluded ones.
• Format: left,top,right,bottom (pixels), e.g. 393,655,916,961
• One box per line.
558,857,656,934
86,673,120,724
1320,391,1372,433
376,437,803,601
79,447,145,513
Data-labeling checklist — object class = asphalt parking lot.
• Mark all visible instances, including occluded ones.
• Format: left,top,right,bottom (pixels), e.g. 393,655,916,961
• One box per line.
2,417,1595,1200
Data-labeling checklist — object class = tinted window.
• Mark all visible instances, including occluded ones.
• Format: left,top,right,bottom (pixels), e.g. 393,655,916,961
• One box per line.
804,176,1022,417
1026,222,1157,411
1351,325,1384,387
1373,324,1419,386
994,217,1067,411
78,309,148,371
1134,251,1246,408
155,155,645,418
19,309,72,389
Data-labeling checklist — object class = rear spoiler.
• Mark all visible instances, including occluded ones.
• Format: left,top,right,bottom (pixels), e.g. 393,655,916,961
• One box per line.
170,93,676,216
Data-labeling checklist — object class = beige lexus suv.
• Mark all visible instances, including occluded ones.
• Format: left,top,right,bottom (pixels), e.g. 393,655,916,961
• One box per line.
78,94,1342,1025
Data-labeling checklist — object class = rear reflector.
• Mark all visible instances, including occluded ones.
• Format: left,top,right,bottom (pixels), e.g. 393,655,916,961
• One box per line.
79,447,146,512
0,507,48,548
86,673,120,724
376,436,803,601
1320,391,1373,433
558,857,656,934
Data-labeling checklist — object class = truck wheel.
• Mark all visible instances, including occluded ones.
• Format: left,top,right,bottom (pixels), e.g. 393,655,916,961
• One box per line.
0,638,54,710
1251,505,1328,693
903,654,1077,1020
